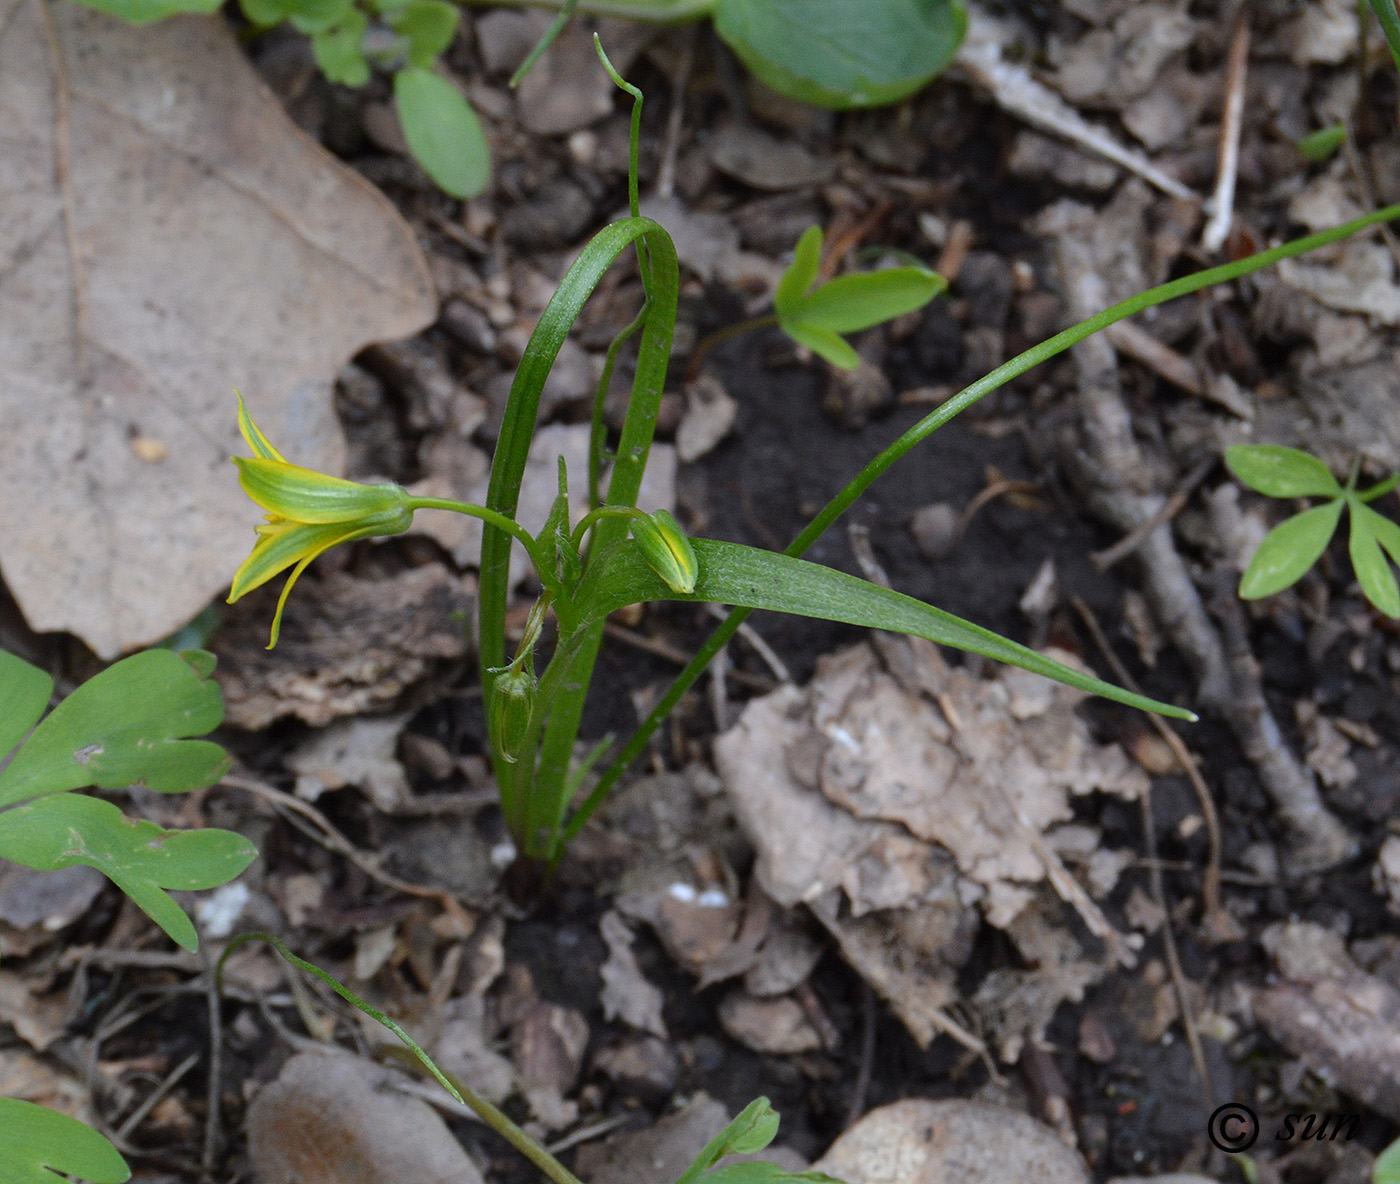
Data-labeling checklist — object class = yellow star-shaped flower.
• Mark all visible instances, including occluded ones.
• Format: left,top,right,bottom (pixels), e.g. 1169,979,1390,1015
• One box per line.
228,393,412,648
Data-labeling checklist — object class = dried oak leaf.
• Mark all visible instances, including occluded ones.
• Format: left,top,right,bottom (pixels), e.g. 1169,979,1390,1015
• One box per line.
214,564,474,729
0,4,435,656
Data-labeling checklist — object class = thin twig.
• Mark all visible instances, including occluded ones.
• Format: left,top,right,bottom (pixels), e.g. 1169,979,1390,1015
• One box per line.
115,1051,200,1142
1202,13,1251,253
201,953,224,1182
655,27,695,200
705,603,791,683
843,982,877,1130
603,619,778,691
1091,457,1215,571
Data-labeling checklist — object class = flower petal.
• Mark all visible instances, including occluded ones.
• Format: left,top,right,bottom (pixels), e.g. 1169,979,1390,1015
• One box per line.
235,457,410,524
236,392,287,463
228,520,362,602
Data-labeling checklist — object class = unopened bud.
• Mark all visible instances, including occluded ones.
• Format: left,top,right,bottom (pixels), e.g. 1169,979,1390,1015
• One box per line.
489,664,536,765
631,509,698,594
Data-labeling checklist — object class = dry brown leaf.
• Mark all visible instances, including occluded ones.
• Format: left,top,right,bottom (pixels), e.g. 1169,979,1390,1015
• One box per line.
598,910,668,1039
0,4,435,655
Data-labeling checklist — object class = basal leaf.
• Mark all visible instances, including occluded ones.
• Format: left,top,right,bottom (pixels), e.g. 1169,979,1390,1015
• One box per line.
1375,1135,1400,1184
1350,501,1400,616
574,539,1194,719
0,1098,130,1184
1225,444,1342,499
69,0,220,24
313,11,371,87
1238,500,1344,599
774,226,823,316
393,68,490,199
390,0,459,68
713,0,966,109
779,320,860,369
785,266,945,334
0,651,52,766
0,794,256,951
0,650,228,810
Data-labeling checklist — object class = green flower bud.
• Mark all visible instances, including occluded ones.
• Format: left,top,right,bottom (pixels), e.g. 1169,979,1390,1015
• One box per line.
631,509,698,594
489,664,536,765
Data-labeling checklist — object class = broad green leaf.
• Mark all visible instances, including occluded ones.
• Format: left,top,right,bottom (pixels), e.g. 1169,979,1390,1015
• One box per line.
1225,444,1342,499
390,0,459,68
393,68,490,199
0,1098,130,1184
574,538,1194,719
0,650,227,810
1370,0,1400,77
774,226,823,316
68,0,219,23
785,267,945,333
1375,1136,1400,1184
1238,501,1344,599
712,0,966,109
704,1166,844,1184
1360,502,1400,566
676,1099,781,1184
287,0,353,34
0,651,52,765
239,0,292,26
1298,124,1347,162
780,320,859,369
1348,502,1400,617
0,794,256,951
313,12,371,86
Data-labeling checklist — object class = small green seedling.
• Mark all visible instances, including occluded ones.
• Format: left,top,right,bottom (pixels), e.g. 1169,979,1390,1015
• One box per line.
1297,123,1347,162
0,648,258,1183
1226,444,1400,617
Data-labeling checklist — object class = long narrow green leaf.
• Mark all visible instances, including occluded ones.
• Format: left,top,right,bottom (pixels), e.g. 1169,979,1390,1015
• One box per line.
573,538,1194,719
1370,0,1400,75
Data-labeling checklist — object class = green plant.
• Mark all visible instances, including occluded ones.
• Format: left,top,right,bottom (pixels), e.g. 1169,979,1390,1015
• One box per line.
0,648,258,1183
1375,1135,1400,1184
1226,444,1400,617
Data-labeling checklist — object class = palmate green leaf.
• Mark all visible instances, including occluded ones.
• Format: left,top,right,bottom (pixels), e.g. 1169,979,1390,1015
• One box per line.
574,538,1194,719
0,651,52,766
1375,1136,1400,1184
390,0,459,68
313,11,371,86
1225,444,1342,498
0,1098,130,1184
393,68,490,199
0,795,256,951
0,650,227,810
712,0,966,109
69,0,219,23
1349,501,1400,617
1238,500,1344,600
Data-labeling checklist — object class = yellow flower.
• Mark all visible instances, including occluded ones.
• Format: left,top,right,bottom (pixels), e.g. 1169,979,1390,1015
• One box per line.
228,393,413,648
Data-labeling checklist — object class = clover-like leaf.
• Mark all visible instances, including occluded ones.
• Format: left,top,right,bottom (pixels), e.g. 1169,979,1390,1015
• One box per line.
1225,444,1343,499
0,794,256,951
286,0,353,34
313,11,371,87
1348,500,1400,617
0,1098,130,1184
0,650,228,810
389,0,459,68
1238,500,1344,600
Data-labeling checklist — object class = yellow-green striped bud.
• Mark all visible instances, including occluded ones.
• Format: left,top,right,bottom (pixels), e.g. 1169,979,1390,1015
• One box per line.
631,510,698,594
489,664,536,765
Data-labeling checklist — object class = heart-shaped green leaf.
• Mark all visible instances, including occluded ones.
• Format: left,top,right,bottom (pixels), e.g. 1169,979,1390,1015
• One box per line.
0,794,256,951
1238,500,1344,599
0,650,227,810
0,1098,130,1184
1349,501,1400,616
393,68,490,199
1225,444,1343,499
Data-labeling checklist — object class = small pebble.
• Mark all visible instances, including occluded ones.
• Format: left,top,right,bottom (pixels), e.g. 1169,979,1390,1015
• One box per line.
909,502,959,560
